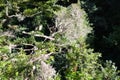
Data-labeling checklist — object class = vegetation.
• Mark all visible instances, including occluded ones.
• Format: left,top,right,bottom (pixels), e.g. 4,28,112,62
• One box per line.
0,0,120,80
80,0,120,69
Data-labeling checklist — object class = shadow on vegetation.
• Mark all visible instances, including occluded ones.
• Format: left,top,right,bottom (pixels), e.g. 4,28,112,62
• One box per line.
82,0,120,69
52,47,69,80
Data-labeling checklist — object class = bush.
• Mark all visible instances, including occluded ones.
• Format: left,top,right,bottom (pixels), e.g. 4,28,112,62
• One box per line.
64,42,120,80
0,1,120,80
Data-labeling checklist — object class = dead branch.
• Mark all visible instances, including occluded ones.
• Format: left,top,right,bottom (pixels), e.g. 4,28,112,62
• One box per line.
30,11,42,17
22,31,55,41
5,1,41,21
28,52,55,64
0,31,15,37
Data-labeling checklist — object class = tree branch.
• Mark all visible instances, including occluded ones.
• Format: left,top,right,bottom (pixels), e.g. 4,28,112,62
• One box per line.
22,31,55,41
28,52,55,64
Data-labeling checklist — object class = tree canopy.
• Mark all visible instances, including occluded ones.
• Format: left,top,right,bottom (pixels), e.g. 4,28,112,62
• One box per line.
0,0,120,80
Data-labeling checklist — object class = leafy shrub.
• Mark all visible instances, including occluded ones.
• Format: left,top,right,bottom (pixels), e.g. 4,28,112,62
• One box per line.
0,41,58,80
0,0,120,80
64,42,120,80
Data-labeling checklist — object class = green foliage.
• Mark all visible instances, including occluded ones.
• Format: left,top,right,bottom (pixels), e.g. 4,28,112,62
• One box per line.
84,0,120,70
0,1,60,79
0,53,31,79
0,41,57,80
64,43,120,80
0,0,60,35
0,0,120,80
106,26,120,49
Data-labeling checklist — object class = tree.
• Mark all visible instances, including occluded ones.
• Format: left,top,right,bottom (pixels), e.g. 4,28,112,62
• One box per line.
0,0,120,80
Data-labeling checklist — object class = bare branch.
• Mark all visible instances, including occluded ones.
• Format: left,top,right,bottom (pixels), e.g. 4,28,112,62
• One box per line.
5,0,41,21
22,31,55,41
28,52,55,64
0,31,15,37
5,6,9,17
30,11,42,17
